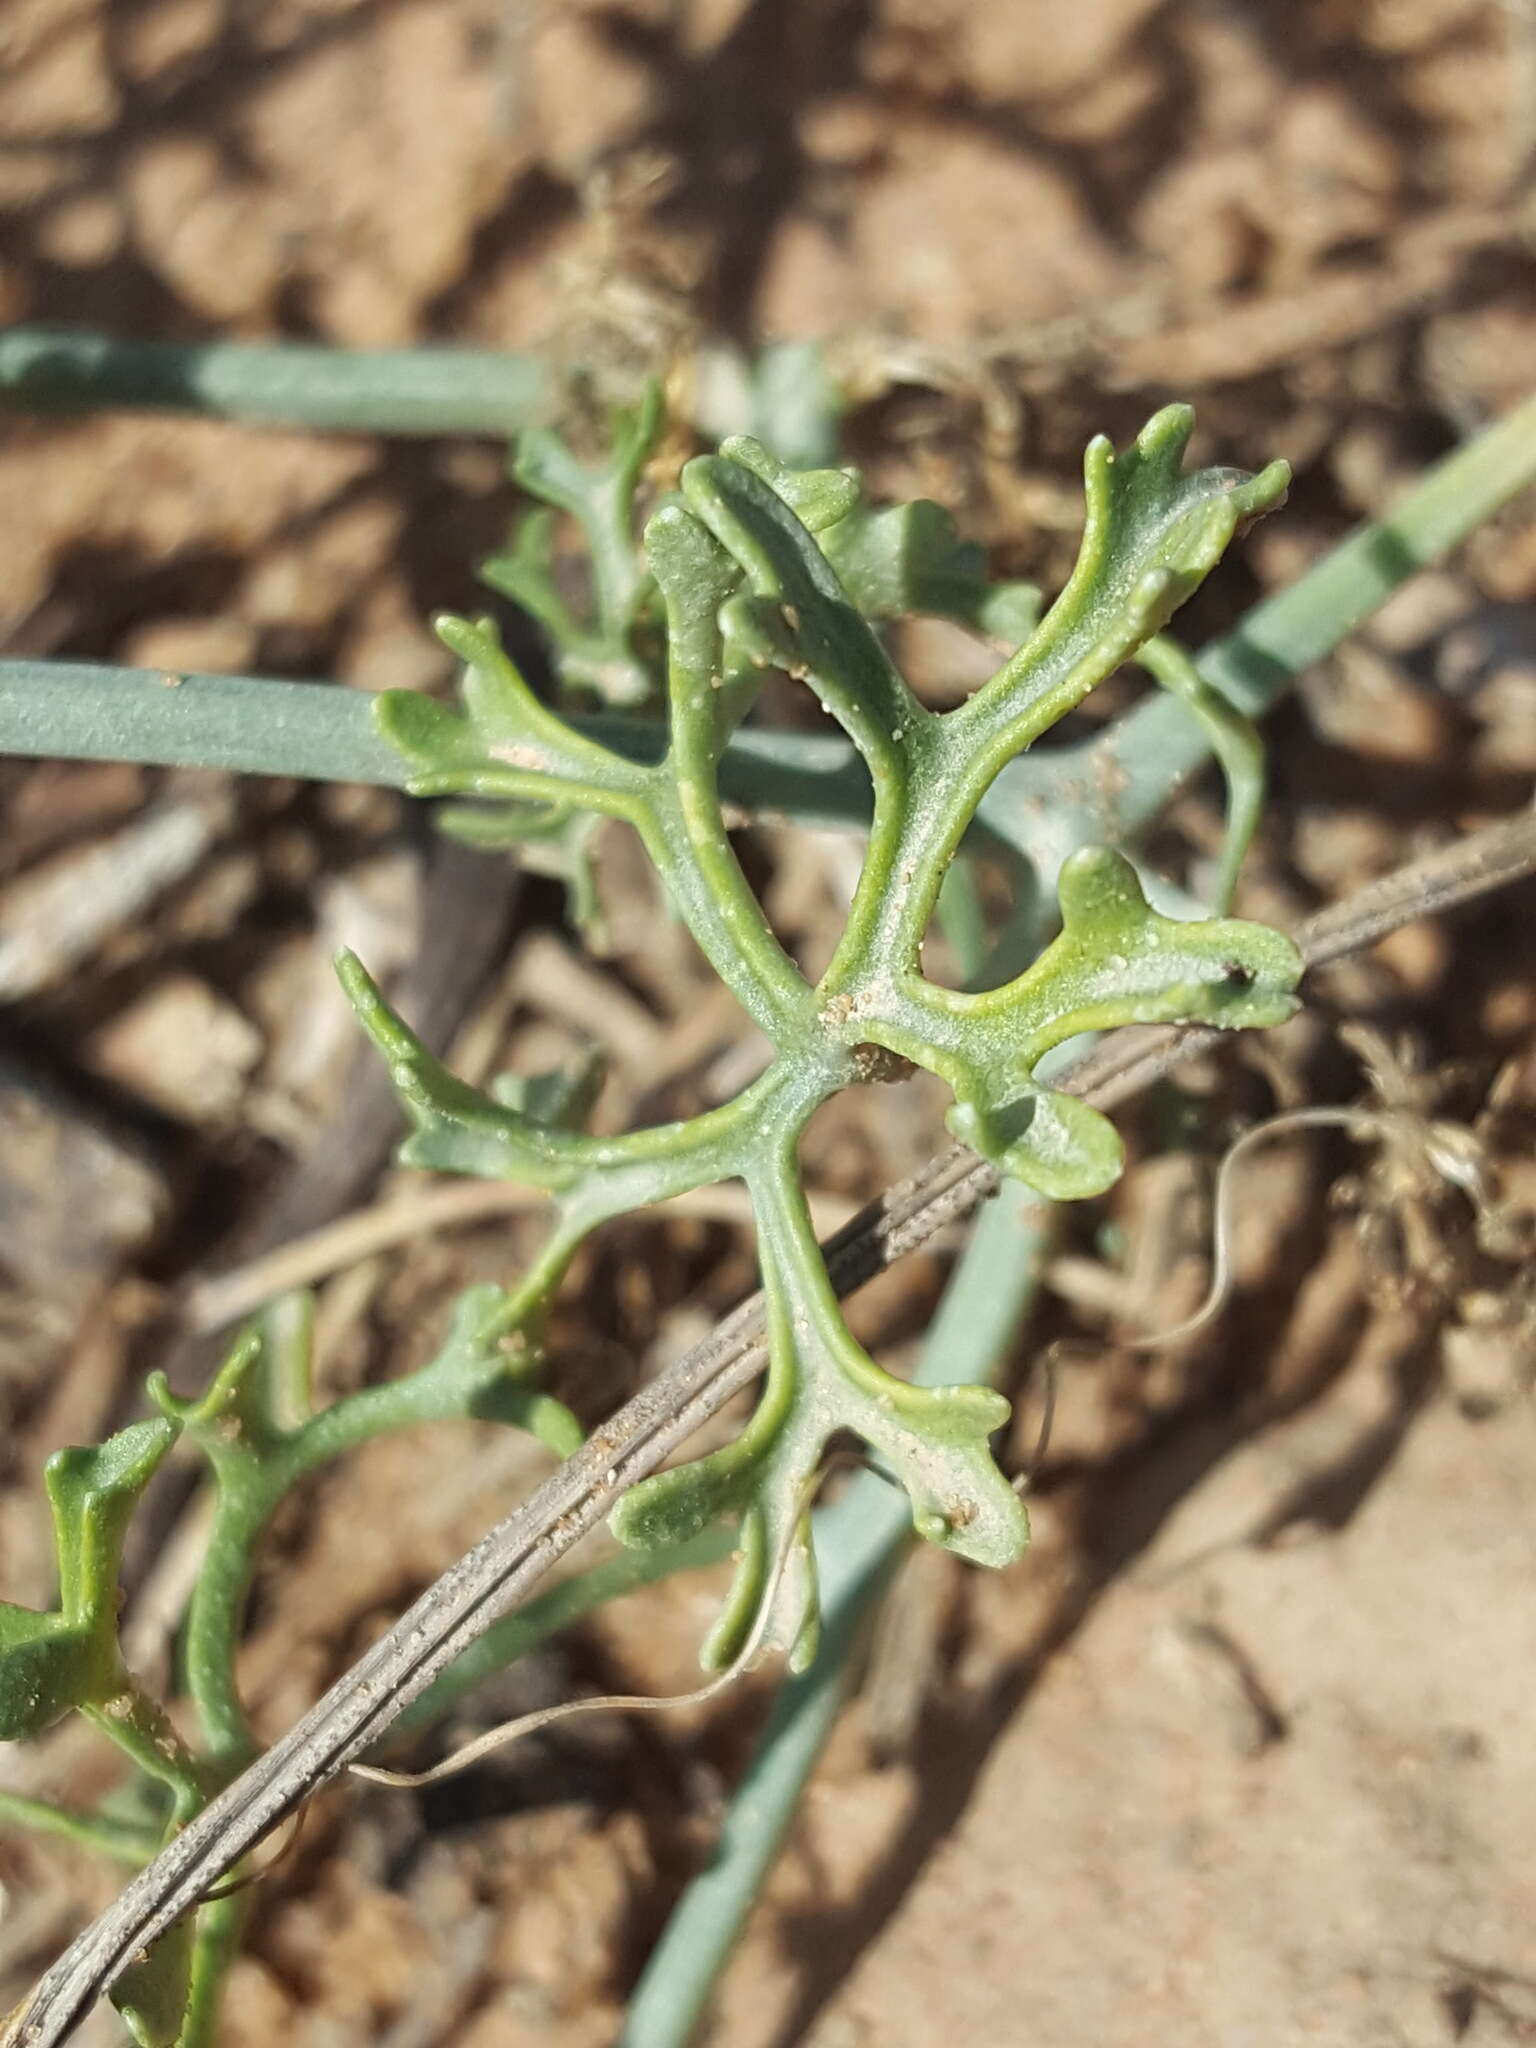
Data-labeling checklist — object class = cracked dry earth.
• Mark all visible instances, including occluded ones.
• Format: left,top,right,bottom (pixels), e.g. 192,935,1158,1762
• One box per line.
3,0,1536,2044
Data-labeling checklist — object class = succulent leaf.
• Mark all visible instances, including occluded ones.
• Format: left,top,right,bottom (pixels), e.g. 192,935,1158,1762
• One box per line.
111,1917,195,2048
946,1084,1126,1204
148,1297,314,1451
376,613,648,818
679,451,930,773
820,491,1042,643
359,403,1295,1669
714,435,861,533
0,1605,100,1742
482,381,665,707
1000,844,1302,1061
909,848,1302,1201
0,1419,176,1739
338,950,607,1186
961,406,1289,745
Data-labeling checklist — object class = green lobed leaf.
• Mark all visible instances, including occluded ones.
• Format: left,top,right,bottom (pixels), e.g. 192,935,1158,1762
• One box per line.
478,506,585,651
0,1419,177,1739
45,1420,178,1623
960,405,1290,743
715,436,861,533
610,1437,765,1553
919,847,1302,1202
374,613,647,815
677,450,930,773
491,1042,606,1128
438,800,613,950
704,1477,819,1674
644,499,752,745
337,949,600,1185
148,1297,314,1451
612,1140,1031,1672
481,381,666,707
111,1916,195,2048
511,379,663,523
947,1084,1126,1203
357,400,1298,1675
1133,631,1267,913
0,1606,100,1742
613,1422,821,1674
615,1294,1030,1672
820,491,1041,641
409,1283,584,1455
998,843,1303,1062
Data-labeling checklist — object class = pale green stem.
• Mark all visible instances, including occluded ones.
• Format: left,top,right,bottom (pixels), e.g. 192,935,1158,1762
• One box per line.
1134,635,1264,913
0,1790,158,1866
644,777,812,1043
177,1897,247,2048
0,328,554,438
81,1684,208,1826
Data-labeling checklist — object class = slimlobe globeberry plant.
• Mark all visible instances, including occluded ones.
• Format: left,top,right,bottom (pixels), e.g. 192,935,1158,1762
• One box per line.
0,396,1300,2047
2,350,1535,2048
343,405,1300,1668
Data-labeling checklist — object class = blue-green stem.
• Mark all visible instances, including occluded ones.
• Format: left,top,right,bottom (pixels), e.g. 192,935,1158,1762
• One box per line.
0,328,554,439
0,660,409,785
0,1790,158,1866
80,1687,208,1828
176,1897,246,2048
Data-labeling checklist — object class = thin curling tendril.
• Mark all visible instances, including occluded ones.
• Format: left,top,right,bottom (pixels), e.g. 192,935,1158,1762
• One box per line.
1127,1101,1503,1353
349,1460,846,1791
